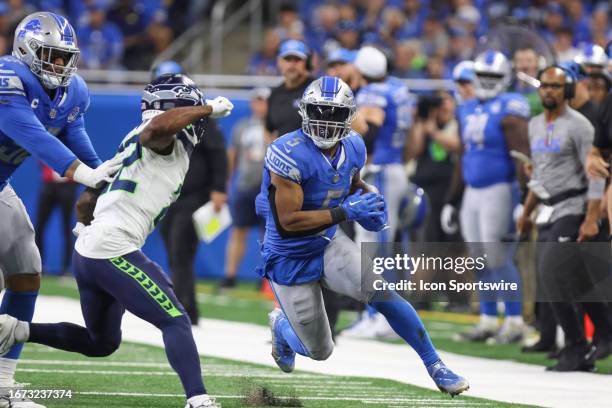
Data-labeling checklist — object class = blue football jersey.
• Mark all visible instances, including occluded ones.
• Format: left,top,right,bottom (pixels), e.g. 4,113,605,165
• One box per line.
0,55,95,190
457,92,530,188
259,129,366,283
356,77,413,165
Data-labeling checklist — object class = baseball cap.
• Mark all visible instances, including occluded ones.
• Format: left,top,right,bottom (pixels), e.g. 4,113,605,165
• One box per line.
327,48,357,65
557,61,586,81
354,46,387,78
452,60,475,82
278,39,310,60
250,87,271,100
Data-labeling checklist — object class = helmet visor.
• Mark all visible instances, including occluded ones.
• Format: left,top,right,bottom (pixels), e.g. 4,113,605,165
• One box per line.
305,103,351,123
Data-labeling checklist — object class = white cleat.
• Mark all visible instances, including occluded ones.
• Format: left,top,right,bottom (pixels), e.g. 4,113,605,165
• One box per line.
0,381,46,408
185,394,221,407
340,311,378,339
0,315,19,356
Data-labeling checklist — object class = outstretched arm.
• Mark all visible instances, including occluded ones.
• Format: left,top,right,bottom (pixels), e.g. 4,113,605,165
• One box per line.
139,97,233,151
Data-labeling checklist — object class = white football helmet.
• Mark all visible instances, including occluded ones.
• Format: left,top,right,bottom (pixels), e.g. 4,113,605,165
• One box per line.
473,50,511,100
299,76,356,149
12,12,80,89
574,43,608,72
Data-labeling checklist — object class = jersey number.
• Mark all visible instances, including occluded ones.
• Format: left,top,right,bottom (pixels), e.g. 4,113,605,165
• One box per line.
463,113,489,147
106,139,142,194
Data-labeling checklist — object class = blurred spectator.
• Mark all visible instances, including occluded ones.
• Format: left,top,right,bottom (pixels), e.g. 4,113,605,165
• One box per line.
452,60,476,103
425,55,447,80
513,47,544,116
591,2,612,47
553,28,578,63
274,1,303,41
566,0,591,45
246,29,281,76
305,4,339,55
408,93,460,243
264,39,313,142
334,20,361,51
392,40,426,79
396,0,426,39
446,27,476,67
35,164,78,275
420,16,449,57
540,3,565,44
107,0,170,70
77,2,124,70
222,88,269,289
360,0,386,37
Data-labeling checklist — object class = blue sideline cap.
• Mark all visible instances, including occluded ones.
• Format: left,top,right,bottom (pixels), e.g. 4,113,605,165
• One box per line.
278,39,310,59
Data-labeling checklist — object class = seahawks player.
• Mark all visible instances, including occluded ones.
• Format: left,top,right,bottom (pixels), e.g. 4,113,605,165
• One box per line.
343,46,414,339
449,50,530,343
0,12,121,407
259,76,468,396
0,74,233,408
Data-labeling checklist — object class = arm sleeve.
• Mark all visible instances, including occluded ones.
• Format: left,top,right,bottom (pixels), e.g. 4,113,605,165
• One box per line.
204,120,228,193
0,95,77,175
61,115,102,168
575,119,605,199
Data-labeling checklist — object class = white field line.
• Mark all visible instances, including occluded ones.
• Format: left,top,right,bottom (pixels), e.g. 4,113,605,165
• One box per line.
29,296,612,408
75,391,485,405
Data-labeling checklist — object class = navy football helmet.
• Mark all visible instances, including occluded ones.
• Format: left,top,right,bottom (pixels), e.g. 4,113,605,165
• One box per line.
141,73,206,142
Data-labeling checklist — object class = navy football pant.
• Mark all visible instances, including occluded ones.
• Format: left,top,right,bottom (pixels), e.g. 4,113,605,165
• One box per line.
28,250,205,398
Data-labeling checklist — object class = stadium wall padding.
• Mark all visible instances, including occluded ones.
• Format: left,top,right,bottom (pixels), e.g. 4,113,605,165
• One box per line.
11,91,263,280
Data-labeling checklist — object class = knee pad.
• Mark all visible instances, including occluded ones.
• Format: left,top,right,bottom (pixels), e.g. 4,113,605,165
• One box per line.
309,342,333,361
88,337,121,357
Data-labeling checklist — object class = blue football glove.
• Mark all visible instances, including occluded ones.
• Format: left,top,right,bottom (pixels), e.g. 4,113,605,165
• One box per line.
357,195,388,231
340,189,385,221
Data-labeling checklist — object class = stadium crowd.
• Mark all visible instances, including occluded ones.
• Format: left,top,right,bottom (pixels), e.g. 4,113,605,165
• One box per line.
247,0,612,79
0,0,207,70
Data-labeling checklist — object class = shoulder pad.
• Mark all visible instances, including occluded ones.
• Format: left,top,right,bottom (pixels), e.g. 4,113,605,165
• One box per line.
356,85,387,108
0,56,31,97
265,132,307,184
502,93,530,118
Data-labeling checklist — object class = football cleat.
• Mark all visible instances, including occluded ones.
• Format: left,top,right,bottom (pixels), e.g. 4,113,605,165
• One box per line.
0,315,20,356
339,311,378,339
0,381,46,408
486,319,524,345
269,309,295,373
454,320,497,342
184,394,220,408
427,360,469,397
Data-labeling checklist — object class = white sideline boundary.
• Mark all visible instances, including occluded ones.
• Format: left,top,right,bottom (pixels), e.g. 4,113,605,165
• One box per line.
30,296,611,408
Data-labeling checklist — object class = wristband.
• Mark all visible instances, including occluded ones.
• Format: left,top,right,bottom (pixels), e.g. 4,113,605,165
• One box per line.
330,206,347,224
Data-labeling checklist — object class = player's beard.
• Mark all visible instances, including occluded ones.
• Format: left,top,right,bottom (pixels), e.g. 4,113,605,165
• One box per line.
542,98,559,110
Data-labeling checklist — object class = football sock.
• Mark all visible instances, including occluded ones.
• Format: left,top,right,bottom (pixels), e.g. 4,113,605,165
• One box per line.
370,291,439,366
480,301,497,316
277,313,310,356
0,290,37,360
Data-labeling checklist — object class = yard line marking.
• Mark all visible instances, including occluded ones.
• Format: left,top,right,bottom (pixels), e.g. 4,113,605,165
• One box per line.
74,391,481,404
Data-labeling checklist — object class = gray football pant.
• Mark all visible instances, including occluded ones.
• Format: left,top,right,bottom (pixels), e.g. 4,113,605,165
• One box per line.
0,185,42,282
270,230,376,360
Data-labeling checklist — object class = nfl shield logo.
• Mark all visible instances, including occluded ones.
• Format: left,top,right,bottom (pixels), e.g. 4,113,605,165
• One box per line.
49,108,57,119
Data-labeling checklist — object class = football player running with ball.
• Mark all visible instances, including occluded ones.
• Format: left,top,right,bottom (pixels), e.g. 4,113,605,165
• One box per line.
0,74,233,408
258,76,469,396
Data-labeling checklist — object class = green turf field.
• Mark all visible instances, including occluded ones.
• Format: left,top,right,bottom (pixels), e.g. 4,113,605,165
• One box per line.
39,276,612,375
17,341,536,408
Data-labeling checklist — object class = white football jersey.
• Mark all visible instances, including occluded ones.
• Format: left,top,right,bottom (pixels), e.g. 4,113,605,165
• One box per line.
75,121,197,258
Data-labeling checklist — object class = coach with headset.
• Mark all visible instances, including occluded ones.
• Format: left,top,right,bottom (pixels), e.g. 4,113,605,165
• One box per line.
518,65,612,371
